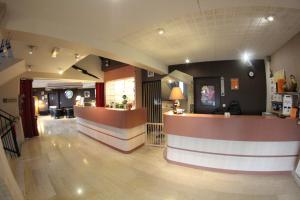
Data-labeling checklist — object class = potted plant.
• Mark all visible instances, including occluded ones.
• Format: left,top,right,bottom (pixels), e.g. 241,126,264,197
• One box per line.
122,95,128,109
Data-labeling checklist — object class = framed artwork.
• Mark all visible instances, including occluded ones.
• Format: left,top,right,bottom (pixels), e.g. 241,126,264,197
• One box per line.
200,85,216,106
84,91,90,98
147,71,154,77
231,78,239,90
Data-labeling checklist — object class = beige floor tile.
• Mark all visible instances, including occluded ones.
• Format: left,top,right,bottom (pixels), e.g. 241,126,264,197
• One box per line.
8,116,300,200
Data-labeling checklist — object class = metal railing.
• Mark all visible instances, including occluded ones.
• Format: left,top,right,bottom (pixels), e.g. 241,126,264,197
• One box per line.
0,109,20,157
145,123,165,147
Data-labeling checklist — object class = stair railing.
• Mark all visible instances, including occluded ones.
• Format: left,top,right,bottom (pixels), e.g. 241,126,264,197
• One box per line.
0,109,20,157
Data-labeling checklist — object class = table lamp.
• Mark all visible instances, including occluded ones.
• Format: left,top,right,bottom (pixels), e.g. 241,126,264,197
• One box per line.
169,86,185,114
75,95,82,106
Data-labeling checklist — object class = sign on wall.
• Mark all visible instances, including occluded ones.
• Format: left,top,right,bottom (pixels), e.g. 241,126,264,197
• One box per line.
231,78,239,90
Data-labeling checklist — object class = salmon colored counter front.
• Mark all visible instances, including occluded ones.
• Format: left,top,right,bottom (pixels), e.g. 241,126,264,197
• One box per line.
164,112,300,174
74,106,147,153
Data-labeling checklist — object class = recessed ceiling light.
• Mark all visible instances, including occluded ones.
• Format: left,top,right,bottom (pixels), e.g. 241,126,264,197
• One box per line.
58,68,64,75
27,65,32,72
241,52,252,65
75,53,80,61
3,46,8,57
267,16,274,22
185,58,190,64
28,45,35,55
157,28,165,35
76,188,83,195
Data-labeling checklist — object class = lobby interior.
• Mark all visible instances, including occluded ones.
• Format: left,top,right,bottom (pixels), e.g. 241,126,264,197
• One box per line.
1,1,300,200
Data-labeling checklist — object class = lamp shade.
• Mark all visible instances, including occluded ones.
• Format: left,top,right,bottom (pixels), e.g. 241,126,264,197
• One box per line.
169,87,185,100
75,95,82,101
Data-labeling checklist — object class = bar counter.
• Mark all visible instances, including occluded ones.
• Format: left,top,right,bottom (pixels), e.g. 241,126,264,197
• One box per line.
74,106,146,153
164,112,300,173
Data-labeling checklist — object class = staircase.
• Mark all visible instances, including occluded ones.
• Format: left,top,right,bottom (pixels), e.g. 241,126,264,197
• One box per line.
0,109,20,157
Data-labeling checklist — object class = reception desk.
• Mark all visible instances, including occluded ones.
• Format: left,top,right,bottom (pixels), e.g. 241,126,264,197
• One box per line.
74,106,146,153
164,112,300,173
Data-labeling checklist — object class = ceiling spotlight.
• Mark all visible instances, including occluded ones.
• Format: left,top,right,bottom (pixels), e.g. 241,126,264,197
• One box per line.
28,45,35,55
27,65,32,72
185,58,190,64
75,53,80,61
51,48,60,58
241,52,252,66
266,16,274,22
76,188,83,195
2,46,8,57
157,28,165,35
58,68,64,75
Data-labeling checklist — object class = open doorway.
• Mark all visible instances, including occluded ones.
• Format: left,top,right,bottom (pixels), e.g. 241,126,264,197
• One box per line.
32,79,96,119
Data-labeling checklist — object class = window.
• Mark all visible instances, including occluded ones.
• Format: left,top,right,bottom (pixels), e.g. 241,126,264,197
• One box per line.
105,77,136,108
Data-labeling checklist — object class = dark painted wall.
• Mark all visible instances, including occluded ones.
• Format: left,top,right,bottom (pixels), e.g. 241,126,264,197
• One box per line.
169,60,266,115
33,88,95,114
141,69,166,82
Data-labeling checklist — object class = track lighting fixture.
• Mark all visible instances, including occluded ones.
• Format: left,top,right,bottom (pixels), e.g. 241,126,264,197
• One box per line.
27,65,32,72
28,45,35,55
51,48,60,58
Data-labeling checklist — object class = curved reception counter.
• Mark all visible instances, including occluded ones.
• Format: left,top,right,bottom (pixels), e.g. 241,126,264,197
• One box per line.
74,106,146,153
164,112,300,173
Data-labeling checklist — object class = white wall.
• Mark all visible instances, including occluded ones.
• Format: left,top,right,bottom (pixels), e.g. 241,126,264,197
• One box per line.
0,59,26,87
271,32,300,85
0,75,25,144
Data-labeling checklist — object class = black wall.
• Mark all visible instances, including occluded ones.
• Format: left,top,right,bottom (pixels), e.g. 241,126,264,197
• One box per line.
169,60,266,115
33,88,95,114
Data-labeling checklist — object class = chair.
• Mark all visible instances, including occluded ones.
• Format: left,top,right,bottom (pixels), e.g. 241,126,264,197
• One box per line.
65,108,74,118
54,109,63,119
227,100,242,115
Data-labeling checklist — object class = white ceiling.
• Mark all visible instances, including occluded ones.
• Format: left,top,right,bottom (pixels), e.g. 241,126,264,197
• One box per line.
119,6,300,64
5,30,92,73
1,0,300,73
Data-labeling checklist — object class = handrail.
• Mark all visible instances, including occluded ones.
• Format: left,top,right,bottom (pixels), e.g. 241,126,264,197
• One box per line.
0,112,13,122
0,109,17,122
0,109,20,157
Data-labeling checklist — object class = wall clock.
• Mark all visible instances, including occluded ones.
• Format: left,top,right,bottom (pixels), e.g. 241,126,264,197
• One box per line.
64,90,74,99
248,70,255,78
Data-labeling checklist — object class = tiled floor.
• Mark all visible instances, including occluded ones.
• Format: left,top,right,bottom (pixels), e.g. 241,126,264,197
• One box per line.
9,116,300,200
0,177,13,200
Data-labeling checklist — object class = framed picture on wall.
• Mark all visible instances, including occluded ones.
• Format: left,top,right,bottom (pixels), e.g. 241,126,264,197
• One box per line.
231,78,239,90
147,71,154,77
84,91,90,98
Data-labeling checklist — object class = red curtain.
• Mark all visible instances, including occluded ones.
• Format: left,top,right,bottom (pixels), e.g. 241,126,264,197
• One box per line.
19,79,39,138
96,82,105,107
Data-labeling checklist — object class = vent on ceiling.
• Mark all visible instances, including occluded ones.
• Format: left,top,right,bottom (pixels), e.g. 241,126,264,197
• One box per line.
46,82,83,89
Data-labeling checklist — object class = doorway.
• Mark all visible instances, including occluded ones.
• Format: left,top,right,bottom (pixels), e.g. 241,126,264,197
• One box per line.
194,77,221,114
